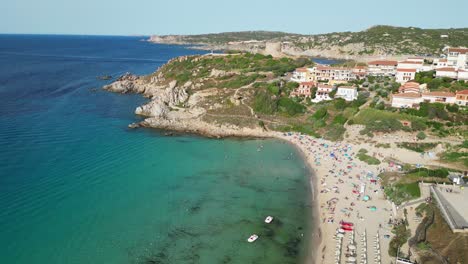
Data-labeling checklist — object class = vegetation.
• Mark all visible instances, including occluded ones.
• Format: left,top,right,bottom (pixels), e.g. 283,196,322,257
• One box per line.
385,182,421,205
389,223,411,257
396,142,437,153
416,132,427,140
159,26,468,56
353,108,424,135
356,149,381,165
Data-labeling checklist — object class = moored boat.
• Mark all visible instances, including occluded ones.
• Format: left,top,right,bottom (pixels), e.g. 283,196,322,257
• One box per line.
265,216,273,223
247,234,258,243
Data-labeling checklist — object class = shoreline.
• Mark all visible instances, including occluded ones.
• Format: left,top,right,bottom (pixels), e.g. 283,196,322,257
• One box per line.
280,136,321,264
132,120,324,263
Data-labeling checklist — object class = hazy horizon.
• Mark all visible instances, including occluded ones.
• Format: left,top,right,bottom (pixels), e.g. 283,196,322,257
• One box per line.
3,0,468,36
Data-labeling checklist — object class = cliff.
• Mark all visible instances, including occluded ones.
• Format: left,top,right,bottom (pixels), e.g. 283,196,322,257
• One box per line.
148,26,468,60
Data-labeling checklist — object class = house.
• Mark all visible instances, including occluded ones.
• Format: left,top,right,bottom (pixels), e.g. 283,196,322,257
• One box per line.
433,58,449,68
421,92,456,104
407,57,425,63
397,60,424,70
398,81,424,94
313,66,357,84
391,93,422,108
291,68,313,83
458,69,468,81
312,84,334,102
367,60,398,76
446,47,468,69
436,67,458,79
291,82,315,97
336,86,358,101
352,66,367,78
396,69,417,83
455,90,468,106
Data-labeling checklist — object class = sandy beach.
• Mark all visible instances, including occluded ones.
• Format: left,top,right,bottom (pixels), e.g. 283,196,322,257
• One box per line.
274,131,443,264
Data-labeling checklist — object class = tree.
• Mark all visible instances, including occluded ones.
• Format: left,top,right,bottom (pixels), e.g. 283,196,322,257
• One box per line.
416,132,427,140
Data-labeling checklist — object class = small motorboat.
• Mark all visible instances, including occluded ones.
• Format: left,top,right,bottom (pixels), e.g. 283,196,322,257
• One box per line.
247,234,258,243
265,216,273,224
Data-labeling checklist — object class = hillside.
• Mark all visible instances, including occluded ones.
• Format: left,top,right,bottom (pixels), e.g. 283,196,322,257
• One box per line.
149,26,468,59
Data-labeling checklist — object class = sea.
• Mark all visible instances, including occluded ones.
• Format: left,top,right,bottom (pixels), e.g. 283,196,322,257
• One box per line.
0,35,313,264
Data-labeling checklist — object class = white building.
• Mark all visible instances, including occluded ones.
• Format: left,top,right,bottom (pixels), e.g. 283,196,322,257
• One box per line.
291,68,312,83
436,67,458,79
397,60,424,71
335,86,358,101
457,69,468,81
312,84,334,102
455,90,468,106
407,57,425,63
391,93,422,108
421,92,456,104
396,69,417,83
446,47,468,69
367,60,398,76
433,58,449,68
313,66,356,83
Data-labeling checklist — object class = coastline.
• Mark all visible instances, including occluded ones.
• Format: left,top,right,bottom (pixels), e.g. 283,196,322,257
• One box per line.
133,119,323,263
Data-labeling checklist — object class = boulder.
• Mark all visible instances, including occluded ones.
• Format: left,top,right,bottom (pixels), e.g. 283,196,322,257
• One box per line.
135,100,169,118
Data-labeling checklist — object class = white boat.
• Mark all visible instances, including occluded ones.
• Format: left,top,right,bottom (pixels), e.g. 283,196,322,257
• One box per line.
247,234,258,243
265,216,273,223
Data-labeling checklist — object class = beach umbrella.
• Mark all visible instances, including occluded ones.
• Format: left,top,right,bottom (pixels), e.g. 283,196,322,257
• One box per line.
338,228,345,233
363,195,370,201
337,233,344,238
348,245,356,250
370,206,377,211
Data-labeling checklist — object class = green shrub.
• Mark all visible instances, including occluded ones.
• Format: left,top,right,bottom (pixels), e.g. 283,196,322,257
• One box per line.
416,132,427,140
277,97,305,116
332,114,348,125
397,142,437,153
253,90,277,114
407,168,449,178
311,108,328,120
411,119,427,131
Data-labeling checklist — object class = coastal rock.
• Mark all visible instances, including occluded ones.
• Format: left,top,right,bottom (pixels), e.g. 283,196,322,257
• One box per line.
135,101,169,118
103,80,135,93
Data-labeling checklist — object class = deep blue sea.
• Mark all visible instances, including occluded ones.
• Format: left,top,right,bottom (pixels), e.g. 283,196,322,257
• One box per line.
0,35,312,264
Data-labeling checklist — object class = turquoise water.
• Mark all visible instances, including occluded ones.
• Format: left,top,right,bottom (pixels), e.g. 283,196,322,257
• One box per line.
0,35,312,263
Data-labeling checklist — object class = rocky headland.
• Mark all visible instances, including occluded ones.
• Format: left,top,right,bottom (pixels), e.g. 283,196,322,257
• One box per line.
103,56,279,138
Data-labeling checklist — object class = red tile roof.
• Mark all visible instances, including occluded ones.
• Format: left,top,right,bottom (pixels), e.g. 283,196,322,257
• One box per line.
317,84,333,89
436,67,457,72
448,48,468,54
397,68,416,72
422,92,456,97
296,68,308,72
456,90,468,95
402,82,420,88
300,82,315,86
392,93,421,98
399,61,423,64
368,60,398,66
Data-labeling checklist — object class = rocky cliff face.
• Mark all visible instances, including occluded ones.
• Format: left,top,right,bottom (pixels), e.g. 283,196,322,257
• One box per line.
103,73,189,119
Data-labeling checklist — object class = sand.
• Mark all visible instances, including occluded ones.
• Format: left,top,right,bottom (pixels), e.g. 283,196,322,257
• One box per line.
274,132,443,264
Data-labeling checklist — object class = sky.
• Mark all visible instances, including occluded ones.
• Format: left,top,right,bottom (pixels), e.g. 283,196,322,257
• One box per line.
2,0,468,36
